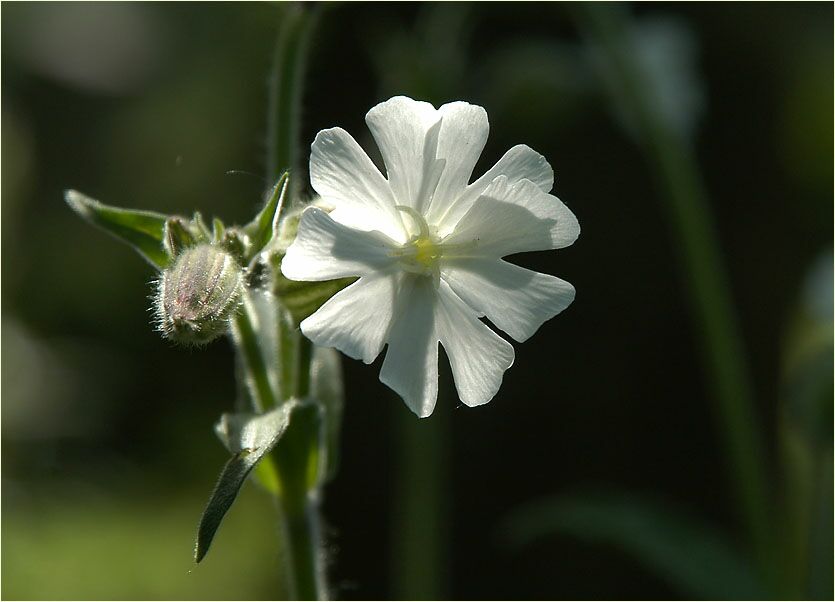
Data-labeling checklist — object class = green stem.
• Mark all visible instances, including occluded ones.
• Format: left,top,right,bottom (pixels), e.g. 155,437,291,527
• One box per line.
273,317,324,600
234,295,324,599
232,300,279,411
262,4,326,598
281,495,323,600
279,308,299,400
576,3,773,585
296,337,313,397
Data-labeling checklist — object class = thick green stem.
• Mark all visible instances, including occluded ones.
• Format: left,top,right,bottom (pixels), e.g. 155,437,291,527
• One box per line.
269,304,323,600
576,3,773,585
262,5,326,598
234,296,324,599
273,321,324,600
281,496,323,600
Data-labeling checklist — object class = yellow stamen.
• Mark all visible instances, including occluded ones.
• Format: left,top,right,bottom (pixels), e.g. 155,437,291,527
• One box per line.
393,205,441,275
413,237,441,267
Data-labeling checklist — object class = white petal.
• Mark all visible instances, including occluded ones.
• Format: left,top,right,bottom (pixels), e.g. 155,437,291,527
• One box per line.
426,102,489,218
432,144,554,234
301,271,402,364
477,144,555,192
436,281,514,407
309,127,406,242
442,176,580,257
441,258,575,342
379,276,439,418
365,96,442,214
281,207,397,281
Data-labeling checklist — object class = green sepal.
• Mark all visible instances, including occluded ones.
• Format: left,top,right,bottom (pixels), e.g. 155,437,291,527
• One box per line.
244,172,289,258
196,401,296,563
163,216,197,258
212,217,226,243
218,228,248,265
65,189,170,270
271,253,356,325
191,211,212,240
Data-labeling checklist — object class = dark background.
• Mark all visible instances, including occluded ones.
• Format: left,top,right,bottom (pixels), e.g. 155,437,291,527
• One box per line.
2,2,832,600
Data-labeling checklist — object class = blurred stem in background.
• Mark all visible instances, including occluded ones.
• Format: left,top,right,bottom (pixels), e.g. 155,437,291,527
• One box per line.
778,250,834,599
575,3,775,591
267,3,319,200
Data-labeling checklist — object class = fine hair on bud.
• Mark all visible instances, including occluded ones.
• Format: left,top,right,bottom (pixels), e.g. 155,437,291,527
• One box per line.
154,244,244,345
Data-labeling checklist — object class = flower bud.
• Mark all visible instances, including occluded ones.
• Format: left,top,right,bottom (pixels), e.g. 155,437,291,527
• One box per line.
155,244,244,345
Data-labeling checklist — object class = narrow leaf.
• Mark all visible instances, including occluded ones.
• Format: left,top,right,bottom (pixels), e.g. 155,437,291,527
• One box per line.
194,451,255,564
65,190,170,269
501,492,766,600
196,402,295,562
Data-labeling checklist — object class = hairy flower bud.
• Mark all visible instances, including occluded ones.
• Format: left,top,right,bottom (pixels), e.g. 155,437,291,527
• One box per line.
155,244,244,345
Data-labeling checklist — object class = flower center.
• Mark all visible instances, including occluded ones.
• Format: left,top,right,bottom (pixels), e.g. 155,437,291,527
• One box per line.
412,236,441,267
392,205,442,276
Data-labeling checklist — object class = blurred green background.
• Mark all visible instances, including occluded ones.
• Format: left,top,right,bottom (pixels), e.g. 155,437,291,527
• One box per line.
2,2,832,600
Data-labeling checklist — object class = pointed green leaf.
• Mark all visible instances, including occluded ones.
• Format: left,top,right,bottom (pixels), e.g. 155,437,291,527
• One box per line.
65,190,170,270
310,346,344,482
196,402,296,563
194,451,255,564
244,172,289,257
501,492,767,600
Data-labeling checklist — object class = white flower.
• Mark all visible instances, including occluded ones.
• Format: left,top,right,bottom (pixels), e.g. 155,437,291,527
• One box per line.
282,96,579,417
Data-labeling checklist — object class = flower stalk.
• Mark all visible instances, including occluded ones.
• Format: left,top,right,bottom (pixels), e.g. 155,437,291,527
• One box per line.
231,291,326,599
232,299,279,412
262,4,328,599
